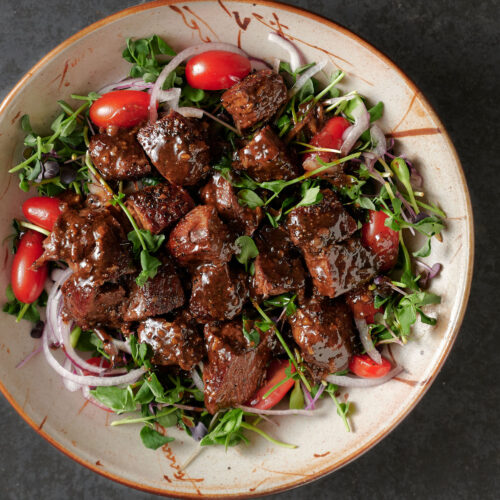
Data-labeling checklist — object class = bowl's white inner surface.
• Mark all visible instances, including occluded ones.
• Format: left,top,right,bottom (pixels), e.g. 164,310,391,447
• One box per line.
0,1,472,496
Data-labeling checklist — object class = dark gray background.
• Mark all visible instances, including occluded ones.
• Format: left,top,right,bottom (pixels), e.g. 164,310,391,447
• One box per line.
0,0,498,498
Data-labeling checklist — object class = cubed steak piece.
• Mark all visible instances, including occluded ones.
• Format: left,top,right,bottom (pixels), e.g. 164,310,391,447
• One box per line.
137,110,211,186
288,297,355,380
125,183,194,234
61,275,127,330
168,205,234,267
221,69,287,130
124,257,185,322
137,314,203,371
203,321,271,414
200,172,262,235
89,126,151,181
287,189,357,253
189,263,248,322
304,238,377,298
236,126,300,182
36,206,133,283
252,226,306,298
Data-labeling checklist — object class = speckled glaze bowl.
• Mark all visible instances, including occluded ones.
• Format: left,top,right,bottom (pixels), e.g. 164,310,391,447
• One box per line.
0,0,473,497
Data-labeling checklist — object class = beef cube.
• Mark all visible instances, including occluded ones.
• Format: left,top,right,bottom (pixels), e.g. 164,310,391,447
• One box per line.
125,183,194,235
252,226,306,298
168,205,234,267
236,126,300,182
189,263,247,322
288,297,355,379
89,126,151,181
36,206,134,283
287,189,357,253
304,238,377,298
124,257,185,322
203,321,271,414
138,314,203,371
137,110,211,186
200,172,262,235
221,69,287,130
61,275,126,330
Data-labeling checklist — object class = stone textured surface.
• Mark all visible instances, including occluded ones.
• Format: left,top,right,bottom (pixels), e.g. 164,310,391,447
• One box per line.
0,0,498,499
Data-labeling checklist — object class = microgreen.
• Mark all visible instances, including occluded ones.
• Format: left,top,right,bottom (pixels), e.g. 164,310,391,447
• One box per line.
139,425,174,450
324,383,351,431
3,285,47,323
235,236,259,273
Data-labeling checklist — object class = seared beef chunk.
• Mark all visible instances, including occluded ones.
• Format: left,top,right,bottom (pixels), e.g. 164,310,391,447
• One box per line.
189,263,247,322
124,257,185,322
221,69,287,130
203,321,271,413
89,126,151,181
345,284,380,322
168,205,234,267
236,126,300,182
61,275,126,330
304,238,377,298
285,101,325,143
138,314,203,370
200,172,262,235
252,226,306,298
36,206,133,283
287,190,357,253
137,110,211,186
288,297,355,379
125,183,194,234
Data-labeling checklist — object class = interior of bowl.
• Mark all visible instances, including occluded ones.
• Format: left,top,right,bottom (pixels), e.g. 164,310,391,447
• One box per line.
0,1,473,497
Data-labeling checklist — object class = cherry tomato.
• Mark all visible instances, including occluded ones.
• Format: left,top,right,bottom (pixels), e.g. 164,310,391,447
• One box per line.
346,287,383,324
303,116,351,169
22,196,62,232
349,354,392,378
247,359,296,410
89,90,151,128
81,356,111,376
11,230,48,304
361,210,399,271
185,51,251,91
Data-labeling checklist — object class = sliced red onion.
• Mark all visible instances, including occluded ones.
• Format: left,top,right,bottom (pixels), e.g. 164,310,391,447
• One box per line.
304,382,325,411
62,358,83,392
149,42,247,122
98,77,151,94
267,32,304,72
237,405,315,416
272,57,281,73
322,93,358,106
340,100,370,155
355,318,382,365
369,124,387,158
190,367,204,391
45,268,73,345
249,57,270,71
112,339,132,354
325,366,404,388
301,381,314,408
191,421,208,441
43,331,146,387
158,87,181,106
288,60,327,98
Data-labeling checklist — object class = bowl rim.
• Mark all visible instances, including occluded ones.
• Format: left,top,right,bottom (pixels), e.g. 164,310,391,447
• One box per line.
0,0,474,497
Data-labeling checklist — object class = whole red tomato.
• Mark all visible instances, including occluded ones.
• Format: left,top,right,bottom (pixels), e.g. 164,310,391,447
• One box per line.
361,210,399,271
11,230,48,304
22,196,61,232
185,51,251,90
90,90,151,128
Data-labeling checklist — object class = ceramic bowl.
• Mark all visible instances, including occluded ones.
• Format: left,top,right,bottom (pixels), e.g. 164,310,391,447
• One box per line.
0,0,473,497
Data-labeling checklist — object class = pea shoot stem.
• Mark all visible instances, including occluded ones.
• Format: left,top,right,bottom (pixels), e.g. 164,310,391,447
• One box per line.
111,407,177,426
18,221,50,236
240,422,297,449
252,301,311,392
16,302,30,323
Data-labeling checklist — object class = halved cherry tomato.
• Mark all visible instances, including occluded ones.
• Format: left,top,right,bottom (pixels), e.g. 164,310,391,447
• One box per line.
89,90,151,128
11,230,48,304
361,210,399,271
349,354,392,378
247,359,296,410
81,356,111,376
303,116,351,169
346,286,383,324
185,51,251,91
22,196,62,232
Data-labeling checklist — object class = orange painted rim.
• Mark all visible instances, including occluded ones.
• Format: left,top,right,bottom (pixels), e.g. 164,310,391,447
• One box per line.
0,0,474,498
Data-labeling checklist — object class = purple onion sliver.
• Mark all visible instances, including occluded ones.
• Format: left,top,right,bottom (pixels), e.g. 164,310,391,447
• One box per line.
305,383,325,411
192,422,208,442
15,345,43,369
301,381,314,410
